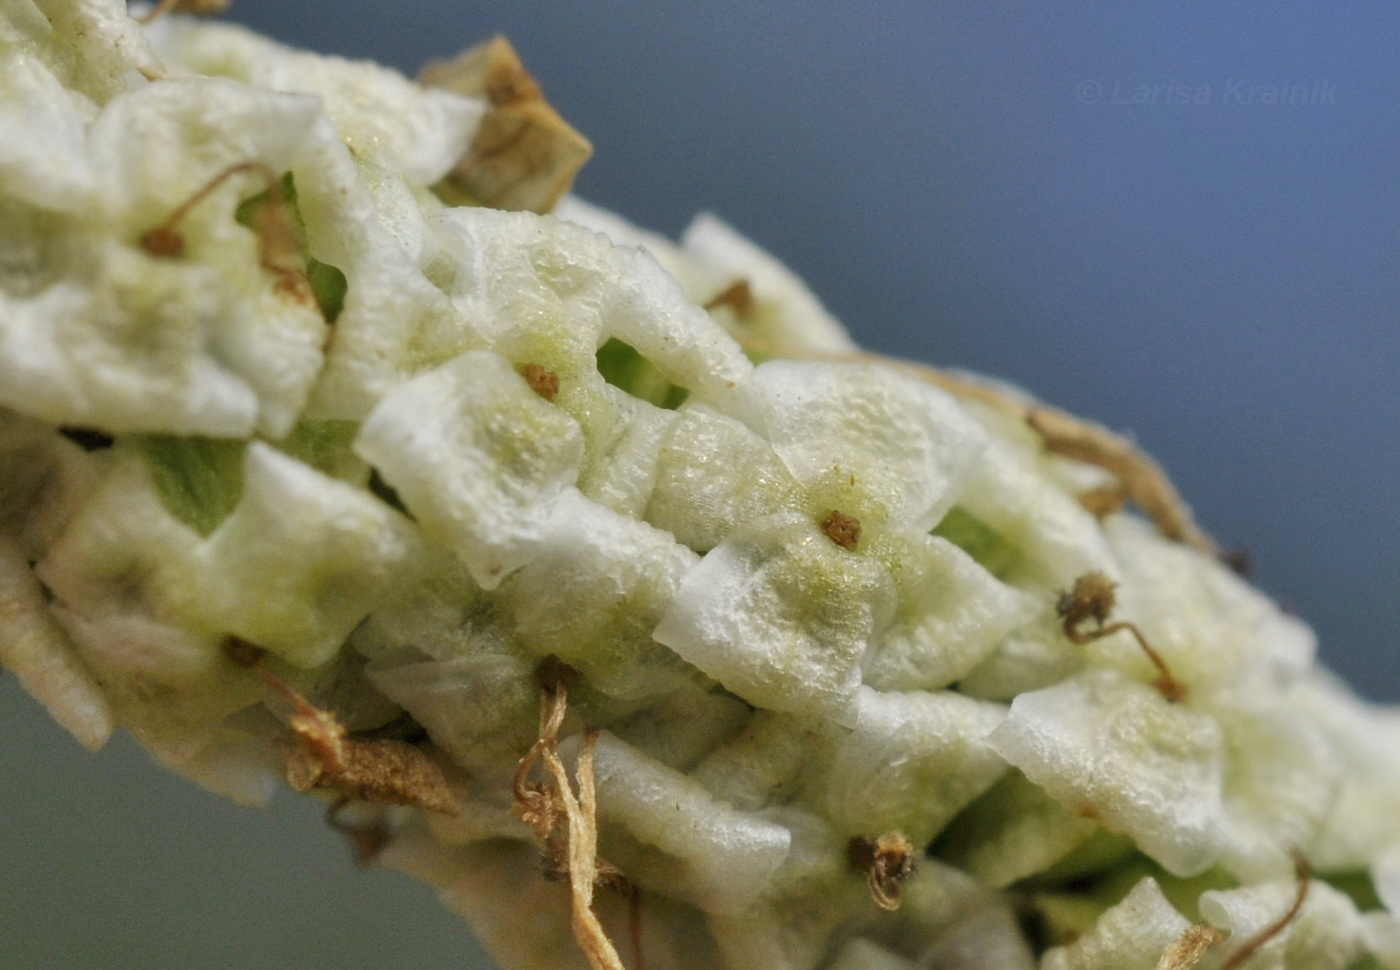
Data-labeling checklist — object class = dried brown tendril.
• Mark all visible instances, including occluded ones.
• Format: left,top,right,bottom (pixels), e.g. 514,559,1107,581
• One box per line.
1155,924,1224,970
1058,572,1187,702
703,279,756,318
728,335,1216,557
821,510,861,551
512,659,629,970
848,832,915,912
1218,850,1311,970
222,638,457,815
139,161,315,309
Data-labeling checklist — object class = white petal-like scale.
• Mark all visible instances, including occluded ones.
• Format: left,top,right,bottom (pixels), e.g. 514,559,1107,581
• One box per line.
727,359,988,536
1199,878,1362,970
1041,877,1190,970
582,731,793,915
355,348,585,589
860,532,1035,692
654,511,895,719
825,686,1007,846
989,668,1228,877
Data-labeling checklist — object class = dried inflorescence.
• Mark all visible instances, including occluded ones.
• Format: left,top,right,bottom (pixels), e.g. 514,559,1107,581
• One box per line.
4,6,1397,970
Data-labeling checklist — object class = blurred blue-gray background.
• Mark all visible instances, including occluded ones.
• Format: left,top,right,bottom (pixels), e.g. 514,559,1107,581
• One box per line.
4,2,1398,967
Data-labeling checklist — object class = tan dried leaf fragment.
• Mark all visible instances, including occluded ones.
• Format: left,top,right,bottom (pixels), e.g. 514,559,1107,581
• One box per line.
423,36,592,214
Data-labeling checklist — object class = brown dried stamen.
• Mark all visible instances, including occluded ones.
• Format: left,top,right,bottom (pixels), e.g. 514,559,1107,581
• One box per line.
1077,482,1130,519
512,660,627,970
821,510,861,551
1155,924,1224,970
521,363,561,401
139,161,314,308
1026,406,1217,556
1220,850,1310,970
136,0,229,25
224,638,457,815
848,832,915,912
1058,573,1187,702
703,279,755,318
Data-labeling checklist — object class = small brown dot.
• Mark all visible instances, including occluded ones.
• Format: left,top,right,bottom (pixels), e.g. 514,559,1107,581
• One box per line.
223,636,267,669
521,363,560,401
139,226,185,259
821,510,861,551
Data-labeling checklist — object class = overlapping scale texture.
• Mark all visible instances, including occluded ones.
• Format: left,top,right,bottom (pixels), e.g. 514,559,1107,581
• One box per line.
5,6,1400,970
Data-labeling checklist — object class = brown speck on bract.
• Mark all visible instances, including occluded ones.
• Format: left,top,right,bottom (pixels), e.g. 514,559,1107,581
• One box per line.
521,362,561,401
821,510,861,551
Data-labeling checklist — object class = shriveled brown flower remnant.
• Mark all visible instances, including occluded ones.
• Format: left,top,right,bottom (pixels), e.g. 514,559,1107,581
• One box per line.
223,639,457,815
849,832,916,912
1058,572,1187,702
422,36,591,213
821,510,861,551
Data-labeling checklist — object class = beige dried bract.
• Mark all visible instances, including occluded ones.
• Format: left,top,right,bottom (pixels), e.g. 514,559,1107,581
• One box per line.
422,36,592,214
1154,924,1223,970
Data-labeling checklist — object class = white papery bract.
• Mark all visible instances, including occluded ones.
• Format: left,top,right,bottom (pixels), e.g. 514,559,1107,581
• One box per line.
7,6,1400,970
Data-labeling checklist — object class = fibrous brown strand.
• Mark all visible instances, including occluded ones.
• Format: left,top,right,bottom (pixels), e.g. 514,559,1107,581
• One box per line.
1025,406,1217,556
848,832,915,912
1220,851,1311,970
512,660,628,970
1058,572,1187,703
1155,924,1224,970
821,510,861,551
